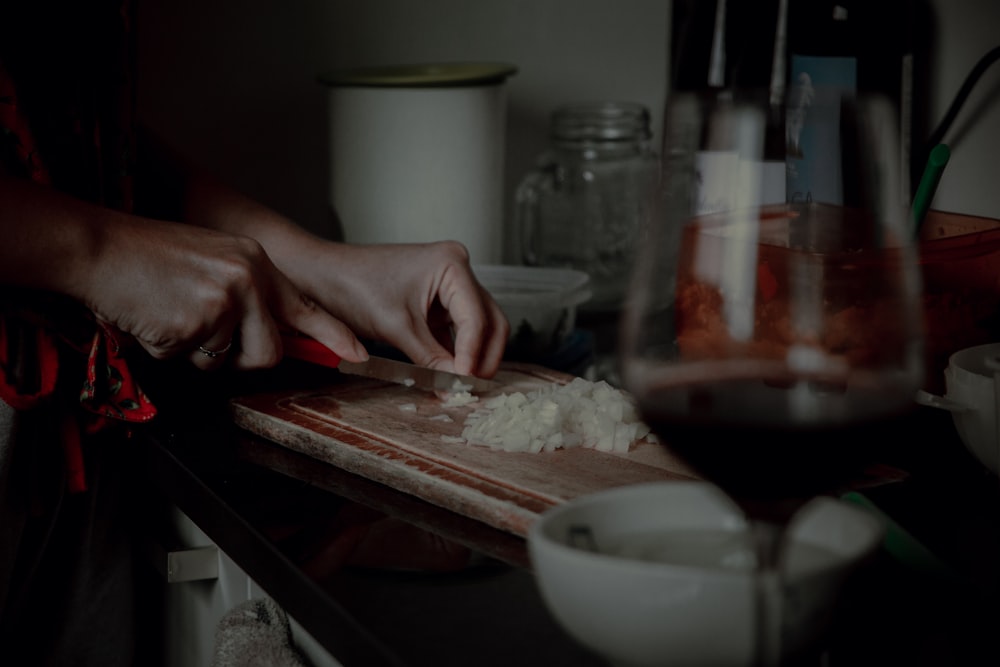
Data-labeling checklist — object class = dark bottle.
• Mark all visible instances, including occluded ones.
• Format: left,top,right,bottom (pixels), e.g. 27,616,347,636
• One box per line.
785,0,916,206
669,0,789,207
669,0,916,208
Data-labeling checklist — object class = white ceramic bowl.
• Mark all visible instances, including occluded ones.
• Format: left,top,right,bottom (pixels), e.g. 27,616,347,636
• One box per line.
916,341,1000,475
528,482,884,667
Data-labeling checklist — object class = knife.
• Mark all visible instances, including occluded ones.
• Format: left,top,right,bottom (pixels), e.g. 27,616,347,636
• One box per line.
280,333,500,394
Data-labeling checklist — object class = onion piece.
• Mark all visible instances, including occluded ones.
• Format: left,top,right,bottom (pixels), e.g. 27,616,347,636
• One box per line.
458,377,652,453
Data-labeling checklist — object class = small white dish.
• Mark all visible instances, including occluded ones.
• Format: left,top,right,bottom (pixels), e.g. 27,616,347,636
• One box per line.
528,481,884,667
916,341,1000,475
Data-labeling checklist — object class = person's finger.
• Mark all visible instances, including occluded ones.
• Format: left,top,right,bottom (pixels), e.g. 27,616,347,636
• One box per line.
188,329,238,371
471,285,510,376
391,271,511,378
267,274,369,367
228,309,281,371
354,295,454,372
449,288,508,377
436,270,509,377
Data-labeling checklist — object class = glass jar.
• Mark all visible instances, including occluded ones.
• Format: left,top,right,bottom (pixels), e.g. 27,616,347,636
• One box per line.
514,101,659,314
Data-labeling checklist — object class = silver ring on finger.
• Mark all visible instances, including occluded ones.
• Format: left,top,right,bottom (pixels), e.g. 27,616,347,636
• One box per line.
197,340,233,359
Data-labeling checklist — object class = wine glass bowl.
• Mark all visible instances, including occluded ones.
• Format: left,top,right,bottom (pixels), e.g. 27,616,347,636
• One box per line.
620,91,926,515
629,200,925,512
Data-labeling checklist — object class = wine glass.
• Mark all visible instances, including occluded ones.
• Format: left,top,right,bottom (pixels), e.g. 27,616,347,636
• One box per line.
618,23,925,667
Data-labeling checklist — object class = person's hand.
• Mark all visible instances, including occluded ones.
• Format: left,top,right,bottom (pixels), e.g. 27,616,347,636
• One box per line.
114,158,507,376
79,218,369,371
286,240,509,378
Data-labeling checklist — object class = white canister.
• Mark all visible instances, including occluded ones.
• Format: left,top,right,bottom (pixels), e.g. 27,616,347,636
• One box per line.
320,62,517,264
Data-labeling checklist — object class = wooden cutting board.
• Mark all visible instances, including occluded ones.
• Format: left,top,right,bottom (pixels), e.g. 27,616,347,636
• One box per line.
229,363,699,538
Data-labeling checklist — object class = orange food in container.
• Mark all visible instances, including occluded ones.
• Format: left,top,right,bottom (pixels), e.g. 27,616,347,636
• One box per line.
672,206,1000,395
918,210,1000,392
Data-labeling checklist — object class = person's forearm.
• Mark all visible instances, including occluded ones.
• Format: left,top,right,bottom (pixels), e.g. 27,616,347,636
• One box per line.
182,170,313,251
181,170,339,292
137,127,332,288
0,175,122,299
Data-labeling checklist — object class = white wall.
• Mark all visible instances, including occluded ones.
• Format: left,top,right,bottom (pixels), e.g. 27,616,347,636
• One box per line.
920,1,1000,219
138,0,1000,252
138,0,669,259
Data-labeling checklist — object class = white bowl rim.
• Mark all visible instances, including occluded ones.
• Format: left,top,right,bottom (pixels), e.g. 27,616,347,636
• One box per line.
948,341,1000,378
528,481,884,580
529,481,750,580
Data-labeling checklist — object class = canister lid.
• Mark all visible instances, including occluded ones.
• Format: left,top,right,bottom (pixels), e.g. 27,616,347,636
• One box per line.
319,62,517,88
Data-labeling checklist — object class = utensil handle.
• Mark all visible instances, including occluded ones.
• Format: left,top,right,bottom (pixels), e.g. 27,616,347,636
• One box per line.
911,143,951,238
280,333,342,368
914,389,970,412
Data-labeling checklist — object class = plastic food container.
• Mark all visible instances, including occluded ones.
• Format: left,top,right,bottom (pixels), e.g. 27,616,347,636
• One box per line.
918,210,1000,393
474,264,592,358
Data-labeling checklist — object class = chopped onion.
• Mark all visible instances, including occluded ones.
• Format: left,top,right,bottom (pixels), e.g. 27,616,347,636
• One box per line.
449,379,473,393
428,414,454,422
441,391,478,407
458,377,652,454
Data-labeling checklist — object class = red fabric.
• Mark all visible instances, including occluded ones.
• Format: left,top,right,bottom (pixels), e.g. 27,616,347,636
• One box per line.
60,412,87,494
0,317,59,410
80,322,158,430
0,1,156,492
0,305,159,493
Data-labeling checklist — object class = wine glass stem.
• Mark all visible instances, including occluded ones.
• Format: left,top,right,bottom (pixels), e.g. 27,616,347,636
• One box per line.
752,521,786,667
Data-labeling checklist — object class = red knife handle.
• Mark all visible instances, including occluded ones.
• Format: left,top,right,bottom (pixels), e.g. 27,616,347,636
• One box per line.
280,333,342,369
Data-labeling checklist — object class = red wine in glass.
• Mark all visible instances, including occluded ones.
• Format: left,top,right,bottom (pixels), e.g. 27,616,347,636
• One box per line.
636,370,918,525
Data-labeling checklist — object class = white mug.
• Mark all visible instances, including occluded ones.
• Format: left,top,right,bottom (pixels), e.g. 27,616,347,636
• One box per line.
321,62,517,264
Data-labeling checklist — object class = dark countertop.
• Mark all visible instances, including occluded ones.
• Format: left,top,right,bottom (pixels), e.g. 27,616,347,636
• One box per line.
139,359,1000,666
144,426,608,666
138,359,605,666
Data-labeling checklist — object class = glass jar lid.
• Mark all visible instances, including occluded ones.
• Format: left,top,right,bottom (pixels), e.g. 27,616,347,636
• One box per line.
550,102,652,142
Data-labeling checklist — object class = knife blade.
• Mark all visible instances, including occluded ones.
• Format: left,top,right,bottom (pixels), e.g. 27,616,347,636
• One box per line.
280,333,500,394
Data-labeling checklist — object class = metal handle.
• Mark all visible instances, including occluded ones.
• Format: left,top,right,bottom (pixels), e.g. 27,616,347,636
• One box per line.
914,389,970,413
148,541,220,583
